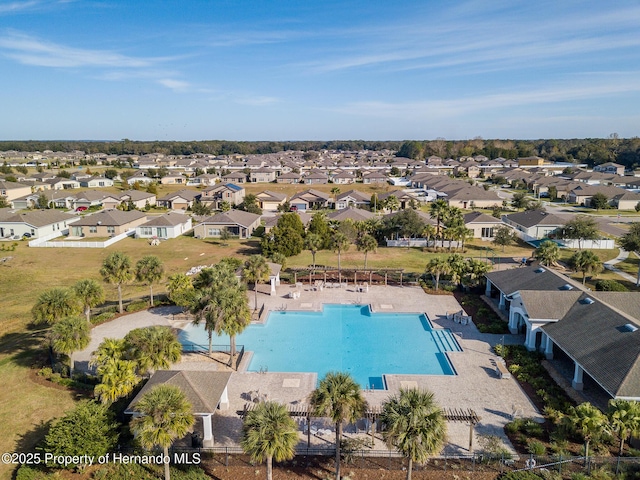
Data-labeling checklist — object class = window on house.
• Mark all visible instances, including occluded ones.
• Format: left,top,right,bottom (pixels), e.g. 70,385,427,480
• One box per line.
107,226,115,234
207,228,221,236
481,227,494,237
89,226,97,233
141,227,153,236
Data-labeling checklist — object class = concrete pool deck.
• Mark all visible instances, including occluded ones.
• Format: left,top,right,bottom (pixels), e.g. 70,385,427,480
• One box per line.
75,284,541,455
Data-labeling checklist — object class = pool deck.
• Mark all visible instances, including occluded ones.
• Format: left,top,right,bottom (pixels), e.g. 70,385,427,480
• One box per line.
75,284,541,455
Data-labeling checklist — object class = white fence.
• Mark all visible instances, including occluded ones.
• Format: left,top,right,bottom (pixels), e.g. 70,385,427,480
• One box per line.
386,238,461,248
27,230,66,247
561,238,615,250
29,230,135,248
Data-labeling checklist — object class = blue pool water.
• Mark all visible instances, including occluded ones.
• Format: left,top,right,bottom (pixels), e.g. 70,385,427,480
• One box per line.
179,304,460,389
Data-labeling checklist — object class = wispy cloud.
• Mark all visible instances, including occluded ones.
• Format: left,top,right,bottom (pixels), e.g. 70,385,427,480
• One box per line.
234,95,279,106
0,1,41,14
333,75,640,119
156,78,190,92
0,32,164,68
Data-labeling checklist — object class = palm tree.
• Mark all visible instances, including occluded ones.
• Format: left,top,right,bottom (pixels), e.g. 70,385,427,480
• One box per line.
608,399,640,456
90,337,126,369
534,240,560,267
465,258,492,287
384,195,400,213
356,233,378,269
569,250,603,285
564,402,609,462
50,316,90,376
94,358,140,404
218,284,252,360
130,384,195,480
424,257,450,291
422,224,436,248
73,279,105,323
304,233,323,271
242,255,271,311
124,326,182,376
380,388,446,480
447,253,468,286
135,255,164,307
100,251,133,314
32,287,80,325
310,372,367,480
330,186,341,198
330,232,350,284
429,199,449,244
241,401,298,480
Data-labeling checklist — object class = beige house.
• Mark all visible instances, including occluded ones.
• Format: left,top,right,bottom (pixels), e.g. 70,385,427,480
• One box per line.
102,190,157,210
0,180,31,202
249,167,277,183
463,211,504,239
255,191,287,211
70,209,147,238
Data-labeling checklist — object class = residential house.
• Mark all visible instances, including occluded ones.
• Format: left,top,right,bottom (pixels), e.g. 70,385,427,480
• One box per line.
0,180,32,202
188,173,219,187
102,191,156,210
335,190,370,210
200,183,245,210
289,189,331,211
157,189,201,210
221,171,247,184
276,171,302,184
249,167,277,183
255,191,287,212
303,170,329,185
70,209,147,238
193,210,261,239
160,173,188,185
463,212,504,239
331,170,356,185
593,162,625,176
0,208,79,239
136,212,193,240
362,171,388,184
502,210,565,241
612,191,640,210
78,176,114,188
43,177,80,190
567,185,627,207
126,171,154,185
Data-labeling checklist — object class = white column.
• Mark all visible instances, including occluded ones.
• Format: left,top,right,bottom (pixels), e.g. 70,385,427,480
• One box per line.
202,415,214,447
508,310,519,334
544,335,554,359
525,324,537,351
485,279,492,296
219,386,229,410
538,332,547,353
572,363,584,390
499,292,506,310
270,277,276,296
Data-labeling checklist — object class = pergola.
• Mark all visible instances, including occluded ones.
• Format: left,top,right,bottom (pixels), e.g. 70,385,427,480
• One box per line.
288,266,406,287
239,403,480,451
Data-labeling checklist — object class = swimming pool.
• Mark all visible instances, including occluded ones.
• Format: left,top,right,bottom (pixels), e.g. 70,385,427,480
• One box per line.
179,304,460,389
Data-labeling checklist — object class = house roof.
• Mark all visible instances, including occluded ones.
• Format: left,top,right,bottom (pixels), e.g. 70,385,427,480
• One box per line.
542,293,640,398
464,211,502,224
140,212,191,227
263,211,312,228
256,190,287,202
157,189,201,202
517,290,583,320
126,370,232,414
73,209,147,226
327,208,376,222
503,210,565,228
337,190,370,202
485,264,580,296
0,208,78,227
201,209,261,227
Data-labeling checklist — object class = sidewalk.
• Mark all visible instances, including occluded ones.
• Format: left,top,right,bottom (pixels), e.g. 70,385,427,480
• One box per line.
603,248,638,284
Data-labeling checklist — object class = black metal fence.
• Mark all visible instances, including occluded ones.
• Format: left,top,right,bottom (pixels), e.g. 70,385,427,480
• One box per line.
168,446,640,477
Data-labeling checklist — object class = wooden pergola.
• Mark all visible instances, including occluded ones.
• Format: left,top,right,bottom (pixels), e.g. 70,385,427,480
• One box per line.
238,403,481,451
287,266,406,287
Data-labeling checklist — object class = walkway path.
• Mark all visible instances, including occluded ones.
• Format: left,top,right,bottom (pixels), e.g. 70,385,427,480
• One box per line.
603,248,638,284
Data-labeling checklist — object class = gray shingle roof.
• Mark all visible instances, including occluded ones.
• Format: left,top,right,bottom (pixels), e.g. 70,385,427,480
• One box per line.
126,370,232,414
504,210,565,228
140,212,191,227
542,293,640,398
73,209,146,226
485,265,577,296
201,209,261,227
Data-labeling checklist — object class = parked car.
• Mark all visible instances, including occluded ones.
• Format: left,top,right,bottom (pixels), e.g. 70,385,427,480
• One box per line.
75,206,88,212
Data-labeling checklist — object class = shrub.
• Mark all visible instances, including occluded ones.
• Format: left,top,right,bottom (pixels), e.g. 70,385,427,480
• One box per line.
595,279,628,292
126,300,148,313
527,439,546,455
92,311,116,324
15,465,56,480
37,367,53,378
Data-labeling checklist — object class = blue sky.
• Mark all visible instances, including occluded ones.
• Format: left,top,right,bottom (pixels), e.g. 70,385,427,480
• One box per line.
1,0,639,141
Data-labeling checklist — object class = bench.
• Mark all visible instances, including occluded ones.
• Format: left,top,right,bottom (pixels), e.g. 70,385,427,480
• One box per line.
495,361,511,379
